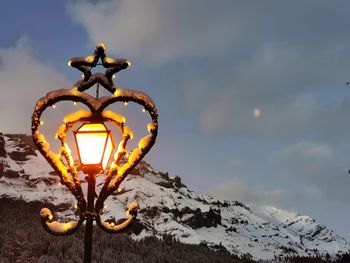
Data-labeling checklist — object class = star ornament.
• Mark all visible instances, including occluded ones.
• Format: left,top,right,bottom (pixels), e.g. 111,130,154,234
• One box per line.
67,43,131,94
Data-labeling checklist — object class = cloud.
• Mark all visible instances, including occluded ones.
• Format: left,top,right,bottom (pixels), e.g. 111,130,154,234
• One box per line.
0,36,70,133
198,43,350,139
210,140,350,213
273,142,332,175
271,141,350,205
67,1,350,139
208,141,350,243
209,178,301,209
67,0,238,64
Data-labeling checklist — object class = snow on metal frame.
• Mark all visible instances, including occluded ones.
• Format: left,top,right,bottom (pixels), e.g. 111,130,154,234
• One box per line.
32,43,158,235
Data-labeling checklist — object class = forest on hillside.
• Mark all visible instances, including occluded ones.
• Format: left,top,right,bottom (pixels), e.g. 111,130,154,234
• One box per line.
0,198,348,263
0,198,252,263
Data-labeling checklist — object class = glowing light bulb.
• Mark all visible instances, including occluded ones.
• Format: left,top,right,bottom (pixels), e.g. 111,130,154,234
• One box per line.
103,204,107,209
112,75,116,79
110,222,115,227
73,102,77,106
40,121,44,126
124,101,128,106
52,104,56,109
142,108,146,112
74,123,115,173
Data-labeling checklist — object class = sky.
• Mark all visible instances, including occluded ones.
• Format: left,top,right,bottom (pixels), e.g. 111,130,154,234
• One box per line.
2,0,350,239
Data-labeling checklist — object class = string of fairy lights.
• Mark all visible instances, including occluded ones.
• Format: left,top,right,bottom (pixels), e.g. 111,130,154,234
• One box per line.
32,43,158,239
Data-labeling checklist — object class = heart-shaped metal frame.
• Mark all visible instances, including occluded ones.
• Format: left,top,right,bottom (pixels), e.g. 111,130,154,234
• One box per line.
32,45,158,235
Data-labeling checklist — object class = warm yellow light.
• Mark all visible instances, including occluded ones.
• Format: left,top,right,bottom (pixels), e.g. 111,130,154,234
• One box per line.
76,126,106,164
74,123,115,174
124,101,128,106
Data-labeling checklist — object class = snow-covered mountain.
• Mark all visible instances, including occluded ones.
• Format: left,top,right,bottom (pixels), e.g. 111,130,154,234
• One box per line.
0,133,349,261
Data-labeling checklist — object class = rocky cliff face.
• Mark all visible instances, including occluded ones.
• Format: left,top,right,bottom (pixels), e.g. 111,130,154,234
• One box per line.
0,133,349,261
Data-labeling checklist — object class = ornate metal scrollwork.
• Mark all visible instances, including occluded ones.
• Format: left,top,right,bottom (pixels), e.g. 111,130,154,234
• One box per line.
32,43,158,236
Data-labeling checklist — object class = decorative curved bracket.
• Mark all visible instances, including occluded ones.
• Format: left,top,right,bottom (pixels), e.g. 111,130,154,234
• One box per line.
40,207,83,236
32,43,158,236
95,202,138,233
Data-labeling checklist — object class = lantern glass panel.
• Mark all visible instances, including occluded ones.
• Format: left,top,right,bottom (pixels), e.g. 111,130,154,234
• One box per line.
75,123,108,166
102,134,114,170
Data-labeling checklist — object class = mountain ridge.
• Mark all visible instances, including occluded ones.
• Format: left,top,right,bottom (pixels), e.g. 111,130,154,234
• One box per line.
0,133,349,261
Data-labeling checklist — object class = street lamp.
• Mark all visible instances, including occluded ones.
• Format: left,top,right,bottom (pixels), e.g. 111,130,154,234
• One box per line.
32,43,158,263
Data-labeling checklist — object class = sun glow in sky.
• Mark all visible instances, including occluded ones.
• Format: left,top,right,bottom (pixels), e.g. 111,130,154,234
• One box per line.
2,0,350,239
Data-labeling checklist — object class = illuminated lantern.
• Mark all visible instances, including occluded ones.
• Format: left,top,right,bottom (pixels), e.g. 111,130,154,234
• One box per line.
74,123,114,174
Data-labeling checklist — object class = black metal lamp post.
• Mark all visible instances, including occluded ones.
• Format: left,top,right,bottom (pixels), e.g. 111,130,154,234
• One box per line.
32,44,158,263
